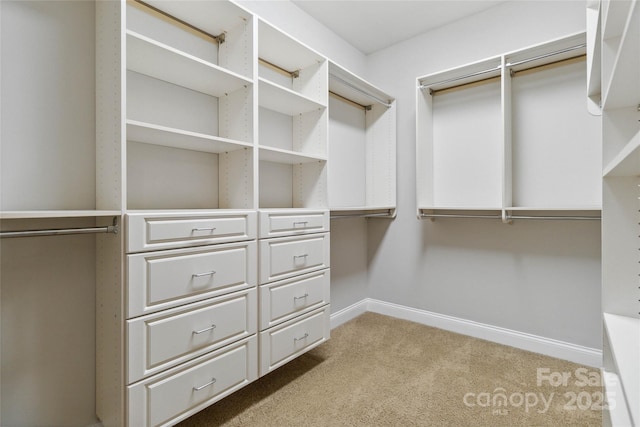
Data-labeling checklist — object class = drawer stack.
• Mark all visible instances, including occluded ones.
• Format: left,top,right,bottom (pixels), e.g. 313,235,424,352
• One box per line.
125,211,258,427
257,210,331,376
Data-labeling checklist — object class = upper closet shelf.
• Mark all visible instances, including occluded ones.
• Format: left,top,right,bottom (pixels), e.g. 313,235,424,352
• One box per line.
602,2,639,109
127,31,252,98
329,62,393,108
138,0,252,36
258,20,324,73
586,0,602,113
418,57,501,93
127,120,252,153
259,146,326,165
259,78,326,115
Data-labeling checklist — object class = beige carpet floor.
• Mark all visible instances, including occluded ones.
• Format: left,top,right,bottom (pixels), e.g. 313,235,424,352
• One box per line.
177,312,602,427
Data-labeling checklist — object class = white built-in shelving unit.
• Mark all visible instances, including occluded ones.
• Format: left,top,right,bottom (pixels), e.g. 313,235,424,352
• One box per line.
0,0,397,426
416,32,602,222
593,0,640,425
328,62,397,218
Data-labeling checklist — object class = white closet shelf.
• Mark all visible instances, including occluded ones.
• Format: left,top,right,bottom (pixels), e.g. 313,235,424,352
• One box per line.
602,2,639,109
602,0,635,40
127,30,251,98
603,130,640,176
603,313,640,425
127,120,252,154
258,78,326,115
259,146,326,165
0,210,122,219
586,1,602,107
258,20,324,73
141,0,252,38
329,62,393,108
418,57,502,92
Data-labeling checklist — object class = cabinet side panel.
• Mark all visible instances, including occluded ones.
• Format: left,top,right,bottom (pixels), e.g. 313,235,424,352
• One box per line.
366,102,396,207
97,0,124,212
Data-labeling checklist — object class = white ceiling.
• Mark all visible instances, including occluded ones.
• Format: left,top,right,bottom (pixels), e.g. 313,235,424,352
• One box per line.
292,0,507,54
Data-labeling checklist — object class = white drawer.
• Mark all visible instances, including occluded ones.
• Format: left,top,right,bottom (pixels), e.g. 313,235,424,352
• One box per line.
259,209,329,238
259,306,330,377
127,241,256,317
126,210,257,252
259,269,330,330
127,288,256,383
259,233,330,284
128,335,257,427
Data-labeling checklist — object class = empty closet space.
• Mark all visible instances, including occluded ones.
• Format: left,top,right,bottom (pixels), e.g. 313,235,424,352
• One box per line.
327,63,397,216
125,0,254,210
416,32,602,218
257,20,328,210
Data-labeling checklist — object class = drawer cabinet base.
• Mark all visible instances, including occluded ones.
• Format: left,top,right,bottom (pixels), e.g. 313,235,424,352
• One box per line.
259,305,330,377
128,335,258,427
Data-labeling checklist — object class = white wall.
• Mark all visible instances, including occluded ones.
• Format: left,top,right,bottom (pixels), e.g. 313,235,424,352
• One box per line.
365,1,602,350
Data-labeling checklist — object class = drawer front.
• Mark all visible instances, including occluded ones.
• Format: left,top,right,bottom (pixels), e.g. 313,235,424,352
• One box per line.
128,336,257,427
127,211,257,252
127,288,257,383
259,269,330,330
128,241,256,317
259,306,330,377
259,233,330,284
259,210,329,238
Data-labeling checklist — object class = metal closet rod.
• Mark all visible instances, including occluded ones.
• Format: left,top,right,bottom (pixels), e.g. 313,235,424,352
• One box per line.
134,0,225,44
420,213,601,221
259,58,299,78
330,212,394,220
0,218,119,238
329,74,392,108
419,43,585,92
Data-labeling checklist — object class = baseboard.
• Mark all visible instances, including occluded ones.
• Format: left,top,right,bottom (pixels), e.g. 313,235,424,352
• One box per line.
330,299,369,329
331,298,602,367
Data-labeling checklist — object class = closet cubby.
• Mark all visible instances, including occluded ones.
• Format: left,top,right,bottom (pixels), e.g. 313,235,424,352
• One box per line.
596,1,640,425
328,62,397,217
257,19,328,209
417,32,602,219
125,0,255,211
0,0,120,218
416,57,503,211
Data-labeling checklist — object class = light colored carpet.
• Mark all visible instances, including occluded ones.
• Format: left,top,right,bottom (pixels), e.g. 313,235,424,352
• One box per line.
177,312,602,426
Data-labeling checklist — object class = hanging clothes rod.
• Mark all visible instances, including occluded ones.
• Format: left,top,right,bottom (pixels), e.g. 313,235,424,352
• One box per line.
419,66,500,92
133,0,225,43
506,43,586,68
330,212,394,220
329,90,369,110
419,43,585,92
419,213,601,221
0,218,119,238
329,74,392,108
259,58,299,78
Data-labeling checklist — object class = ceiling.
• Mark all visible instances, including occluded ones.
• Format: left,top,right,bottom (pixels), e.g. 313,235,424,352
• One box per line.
292,0,507,54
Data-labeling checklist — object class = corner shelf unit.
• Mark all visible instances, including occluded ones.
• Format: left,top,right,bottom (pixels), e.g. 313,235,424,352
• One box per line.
416,32,602,222
593,1,640,426
328,62,397,219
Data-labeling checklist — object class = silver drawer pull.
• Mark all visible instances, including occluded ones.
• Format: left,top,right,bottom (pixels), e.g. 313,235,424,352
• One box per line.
294,333,309,342
293,293,309,301
192,270,216,278
192,227,216,232
293,254,308,260
293,221,308,227
192,324,216,335
193,378,216,391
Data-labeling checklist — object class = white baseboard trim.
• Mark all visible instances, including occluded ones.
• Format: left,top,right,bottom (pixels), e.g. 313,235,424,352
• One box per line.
330,299,369,329
331,298,602,367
